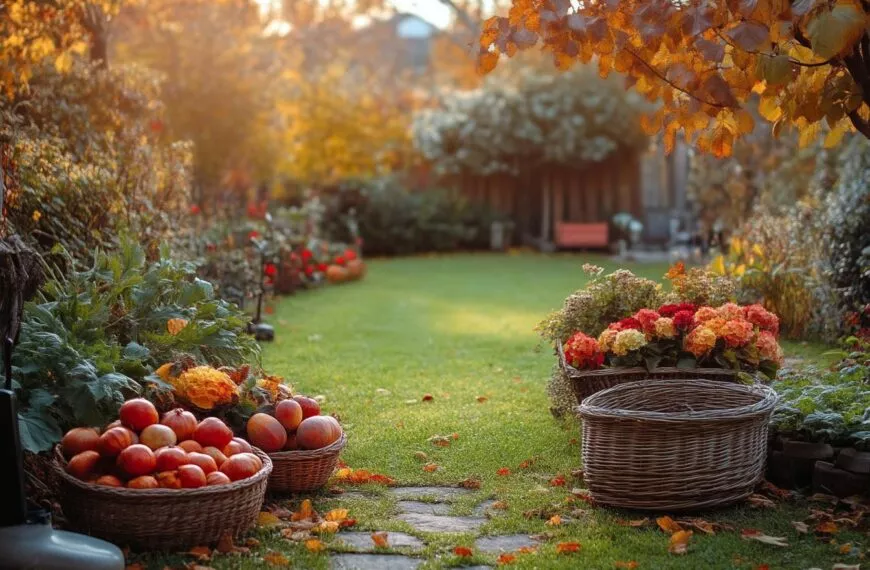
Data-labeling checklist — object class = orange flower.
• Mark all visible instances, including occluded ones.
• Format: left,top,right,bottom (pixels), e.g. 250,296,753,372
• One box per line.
744,304,780,336
756,331,784,365
597,328,619,351
653,317,676,339
684,327,717,357
716,302,745,321
563,332,604,369
703,317,728,337
634,309,661,335
665,261,686,279
693,306,719,324
720,319,754,347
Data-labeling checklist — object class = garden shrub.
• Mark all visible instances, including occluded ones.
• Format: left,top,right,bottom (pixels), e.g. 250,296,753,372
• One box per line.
5,239,259,452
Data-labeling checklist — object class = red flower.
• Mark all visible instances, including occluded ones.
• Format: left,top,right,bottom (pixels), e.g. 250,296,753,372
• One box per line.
335,256,346,266
658,303,696,317
304,265,314,276
344,249,357,261
673,310,695,330
248,230,260,240
189,204,201,215
610,317,642,332
317,263,327,272
301,249,313,261
264,263,277,277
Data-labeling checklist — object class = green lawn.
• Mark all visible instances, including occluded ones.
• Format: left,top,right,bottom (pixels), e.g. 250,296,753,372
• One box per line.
137,253,849,569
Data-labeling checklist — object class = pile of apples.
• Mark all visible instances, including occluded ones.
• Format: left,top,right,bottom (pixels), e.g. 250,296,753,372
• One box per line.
62,399,263,489
246,394,343,453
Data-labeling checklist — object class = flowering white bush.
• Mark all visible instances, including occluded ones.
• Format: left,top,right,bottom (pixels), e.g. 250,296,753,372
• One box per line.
412,64,649,176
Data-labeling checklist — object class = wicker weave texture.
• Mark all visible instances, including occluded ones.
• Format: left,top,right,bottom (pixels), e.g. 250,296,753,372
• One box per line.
54,446,272,550
557,341,740,404
267,433,346,493
576,379,777,511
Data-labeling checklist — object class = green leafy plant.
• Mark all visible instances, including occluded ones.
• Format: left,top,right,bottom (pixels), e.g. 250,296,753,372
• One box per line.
6,239,260,452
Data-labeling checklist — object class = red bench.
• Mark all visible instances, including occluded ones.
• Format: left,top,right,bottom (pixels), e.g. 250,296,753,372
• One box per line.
555,222,609,249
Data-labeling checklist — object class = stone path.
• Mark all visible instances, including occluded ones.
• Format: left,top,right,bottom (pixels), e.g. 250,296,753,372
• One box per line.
325,486,532,569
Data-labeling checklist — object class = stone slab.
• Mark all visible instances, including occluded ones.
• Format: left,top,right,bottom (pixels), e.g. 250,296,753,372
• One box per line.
835,448,870,474
388,486,473,501
474,535,539,553
397,500,451,516
398,513,485,533
334,531,424,551
331,554,422,570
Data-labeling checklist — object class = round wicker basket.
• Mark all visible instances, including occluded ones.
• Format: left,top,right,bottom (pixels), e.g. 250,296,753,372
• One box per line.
53,446,272,550
267,433,347,493
557,341,741,404
576,379,777,511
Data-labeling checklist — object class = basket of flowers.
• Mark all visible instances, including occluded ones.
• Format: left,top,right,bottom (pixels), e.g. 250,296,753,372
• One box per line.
577,378,777,510
559,301,783,404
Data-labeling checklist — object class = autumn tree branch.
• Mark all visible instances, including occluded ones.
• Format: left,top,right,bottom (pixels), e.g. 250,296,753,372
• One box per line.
625,48,732,108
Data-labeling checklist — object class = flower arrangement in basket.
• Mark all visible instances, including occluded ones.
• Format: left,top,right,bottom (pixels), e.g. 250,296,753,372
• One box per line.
561,301,784,403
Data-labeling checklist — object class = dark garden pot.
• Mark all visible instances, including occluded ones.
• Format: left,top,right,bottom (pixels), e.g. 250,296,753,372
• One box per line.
813,461,870,498
835,448,870,475
782,440,835,460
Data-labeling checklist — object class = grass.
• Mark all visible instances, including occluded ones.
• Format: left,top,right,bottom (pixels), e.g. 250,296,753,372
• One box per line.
135,253,850,569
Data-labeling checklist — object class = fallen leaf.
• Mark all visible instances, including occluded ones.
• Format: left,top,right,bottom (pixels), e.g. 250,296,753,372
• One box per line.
186,546,212,561
269,505,293,518
453,546,473,557
216,533,235,554
413,451,428,461
429,435,451,447
549,475,566,487
740,529,788,547
516,546,537,554
615,562,639,569
340,518,357,528
324,509,348,523
815,521,839,534
668,530,693,554
423,463,439,472
263,551,290,566
556,541,582,554
257,511,282,527
304,538,326,553
291,499,316,522
808,493,839,504
656,516,683,534
839,543,853,554
497,553,517,565
492,500,508,510
244,538,261,548
546,515,562,526
791,521,809,534
314,521,339,534
618,518,651,528
758,480,791,500
476,396,488,403
280,528,312,542
679,518,717,535
404,399,418,405
497,467,511,476
422,394,434,402
371,532,389,548
376,388,390,395
459,477,481,489
748,494,775,509
571,468,584,478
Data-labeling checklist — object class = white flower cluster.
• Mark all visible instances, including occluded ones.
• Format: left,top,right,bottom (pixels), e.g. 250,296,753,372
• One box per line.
412,65,650,176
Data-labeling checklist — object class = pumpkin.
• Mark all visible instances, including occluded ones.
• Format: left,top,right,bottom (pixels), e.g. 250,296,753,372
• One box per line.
346,259,365,280
325,265,349,283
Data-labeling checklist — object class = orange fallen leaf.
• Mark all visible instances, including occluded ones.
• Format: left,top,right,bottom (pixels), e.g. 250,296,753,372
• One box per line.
656,516,683,534
187,546,212,561
459,477,481,489
615,562,639,569
413,451,428,461
291,499,316,522
422,394,434,401
549,475,566,487
546,515,562,526
618,519,651,527
492,500,509,510
815,521,839,534
497,467,511,476
324,509,348,523
315,521,339,534
839,543,853,554
668,530,692,555
371,532,389,548
740,529,788,547
518,459,533,469
263,551,290,566
451,432,459,440
423,463,439,472
257,511,282,527
748,494,775,509
340,518,357,528
244,537,261,548
304,539,326,553
453,546,473,557
556,541,582,554
476,396,488,403
497,553,517,565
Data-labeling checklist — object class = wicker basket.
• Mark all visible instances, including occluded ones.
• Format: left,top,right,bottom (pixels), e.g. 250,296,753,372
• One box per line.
576,379,777,511
557,341,741,404
267,433,347,493
53,446,272,550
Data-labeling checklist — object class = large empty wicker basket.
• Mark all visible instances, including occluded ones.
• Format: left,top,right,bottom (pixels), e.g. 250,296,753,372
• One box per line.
576,379,777,511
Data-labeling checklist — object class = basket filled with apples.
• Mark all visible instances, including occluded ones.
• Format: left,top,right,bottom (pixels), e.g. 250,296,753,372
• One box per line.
53,399,272,551
244,394,346,493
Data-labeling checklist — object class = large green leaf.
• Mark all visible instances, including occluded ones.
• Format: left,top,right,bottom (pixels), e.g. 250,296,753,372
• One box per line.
18,411,62,453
